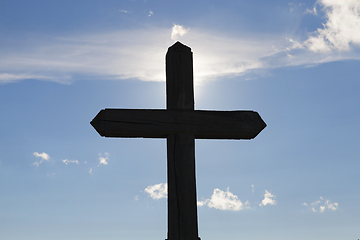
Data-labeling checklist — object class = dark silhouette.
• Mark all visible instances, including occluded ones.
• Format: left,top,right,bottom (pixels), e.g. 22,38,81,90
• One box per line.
91,42,266,240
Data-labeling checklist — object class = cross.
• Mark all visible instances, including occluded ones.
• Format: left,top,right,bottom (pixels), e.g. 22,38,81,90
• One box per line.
91,42,266,240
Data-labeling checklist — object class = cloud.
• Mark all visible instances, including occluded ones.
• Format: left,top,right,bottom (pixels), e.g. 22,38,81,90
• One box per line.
143,184,281,211
171,24,189,41
1,26,276,85
198,188,250,211
304,197,339,213
259,190,276,206
62,159,79,165
33,152,50,160
145,183,168,200
0,29,170,84
252,184,255,193
304,0,360,52
32,152,50,167
1,23,359,85
148,10,153,17
89,167,93,174
98,152,109,166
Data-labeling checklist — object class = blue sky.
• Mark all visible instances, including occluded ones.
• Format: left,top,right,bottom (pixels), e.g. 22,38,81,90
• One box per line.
1,0,360,239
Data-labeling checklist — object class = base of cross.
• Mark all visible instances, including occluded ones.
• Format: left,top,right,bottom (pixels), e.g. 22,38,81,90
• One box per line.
165,238,201,240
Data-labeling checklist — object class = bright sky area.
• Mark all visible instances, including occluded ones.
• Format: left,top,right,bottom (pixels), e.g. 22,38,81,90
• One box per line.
0,0,360,240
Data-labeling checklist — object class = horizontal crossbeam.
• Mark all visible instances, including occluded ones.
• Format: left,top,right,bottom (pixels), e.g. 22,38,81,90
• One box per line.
91,108,266,140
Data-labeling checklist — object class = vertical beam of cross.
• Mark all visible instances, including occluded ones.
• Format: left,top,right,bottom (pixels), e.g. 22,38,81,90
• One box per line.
166,42,200,240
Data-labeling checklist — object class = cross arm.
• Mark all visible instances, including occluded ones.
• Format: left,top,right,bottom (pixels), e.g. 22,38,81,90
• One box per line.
91,108,266,140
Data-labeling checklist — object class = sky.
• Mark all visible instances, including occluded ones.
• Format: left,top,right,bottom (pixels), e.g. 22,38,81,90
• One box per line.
1,0,360,239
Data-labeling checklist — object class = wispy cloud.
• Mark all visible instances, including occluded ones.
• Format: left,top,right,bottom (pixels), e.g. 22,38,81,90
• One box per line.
305,6,318,15
303,197,339,213
145,183,168,200
198,187,250,211
304,0,360,52
0,29,173,84
259,190,276,206
0,73,58,83
289,2,306,13
98,152,109,166
32,152,50,167
1,8,359,85
62,159,79,165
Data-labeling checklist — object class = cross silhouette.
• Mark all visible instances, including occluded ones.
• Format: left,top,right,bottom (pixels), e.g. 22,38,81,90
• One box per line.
91,41,266,240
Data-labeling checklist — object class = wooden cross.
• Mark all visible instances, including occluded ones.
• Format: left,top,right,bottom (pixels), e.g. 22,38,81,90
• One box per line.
91,42,266,240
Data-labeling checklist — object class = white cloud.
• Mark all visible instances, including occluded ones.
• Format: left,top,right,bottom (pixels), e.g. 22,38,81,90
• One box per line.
259,190,276,206
89,167,93,174
325,199,339,211
34,152,50,160
171,24,189,41
304,0,360,52
198,188,250,211
304,197,339,213
62,159,79,165
148,10,153,17
119,9,128,13
145,183,167,200
98,152,109,166
32,152,50,167
252,184,255,193
143,184,250,211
